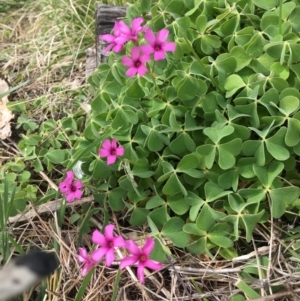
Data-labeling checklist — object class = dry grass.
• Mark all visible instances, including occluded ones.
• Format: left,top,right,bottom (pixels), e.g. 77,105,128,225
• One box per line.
1,0,300,300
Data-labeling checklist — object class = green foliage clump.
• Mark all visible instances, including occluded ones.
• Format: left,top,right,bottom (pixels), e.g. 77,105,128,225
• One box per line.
5,0,300,261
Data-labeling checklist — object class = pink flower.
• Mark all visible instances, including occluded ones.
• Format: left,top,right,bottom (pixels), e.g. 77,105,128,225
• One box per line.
99,138,124,165
141,29,176,61
58,171,84,202
78,247,97,276
122,47,150,77
120,237,162,284
100,21,128,54
91,224,125,266
119,17,147,43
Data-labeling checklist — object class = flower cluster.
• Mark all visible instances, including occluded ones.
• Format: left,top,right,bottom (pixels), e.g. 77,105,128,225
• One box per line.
77,224,162,283
58,171,84,202
100,17,176,77
59,138,124,202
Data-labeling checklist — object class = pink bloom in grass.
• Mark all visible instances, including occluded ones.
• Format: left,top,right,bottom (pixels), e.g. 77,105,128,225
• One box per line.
59,171,84,202
119,17,147,43
120,237,162,284
100,21,128,54
78,247,97,277
122,47,150,77
99,138,124,165
141,29,176,61
91,224,125,266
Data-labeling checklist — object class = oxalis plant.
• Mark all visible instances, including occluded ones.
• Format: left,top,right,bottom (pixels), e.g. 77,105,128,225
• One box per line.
5,0,300,285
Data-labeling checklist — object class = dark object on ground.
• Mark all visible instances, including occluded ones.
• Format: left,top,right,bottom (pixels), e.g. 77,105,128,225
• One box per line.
0,250,59,301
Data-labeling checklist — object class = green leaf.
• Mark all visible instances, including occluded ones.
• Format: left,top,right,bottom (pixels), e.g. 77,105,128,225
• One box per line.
209,233,233,248
201,35,221,54
162,217,190,247
196,204,215,231
163,173,187,196
108,187,126,211
185,0,202,16
280,96,299,115
230,47,252,72
242,211,265,242
218,138,242,170
130,208,149,225
126,78,145,98
140,0,151,13
235,280,260,299
265,127,289,161
186,237,206,254
224,74,246,97
147,130,165,151
45,149,67,164
93,159,111,180
177,153,199,170
286,118,300,147
269,186,300,218
183,223,206,236
168,193,190,215
146,195,165,209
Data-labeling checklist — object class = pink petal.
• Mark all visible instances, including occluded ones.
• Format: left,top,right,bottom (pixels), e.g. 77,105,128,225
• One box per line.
142,237,155,255
66,171,74,181
105,249,115,266
58,181,71,194
116,146,124,156
92,229,106,246
122,56,134,67
131,47,141,61
111,138,117,150
100,34,115,42
78,247,88,262
144,29,156,46
139,53,151,63
125,240,142,256
162,41,176,52
113,44,124,53
137,65,148,76
99,148,110,157
73,189,83,200
113,235,125,247
120,255,139,269
113,21,121,36
81,266,89,276
157,29,169,43
131,17,144,33
81,262,95,276
154,50,166,61
104,224,115,241
73,180,84,189
107,155,117,165
119,21,131,35
137,262,146,283
144,259,162,271
66,193,76,202
91,247,108,262
140,45,154,55
126,67,138,77
102,139,112,150
103,44,113,54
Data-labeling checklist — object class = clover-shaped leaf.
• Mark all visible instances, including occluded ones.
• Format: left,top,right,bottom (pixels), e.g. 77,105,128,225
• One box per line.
224,74,246,97
270,186,300,218
218,138,243,170
162,217,190,247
